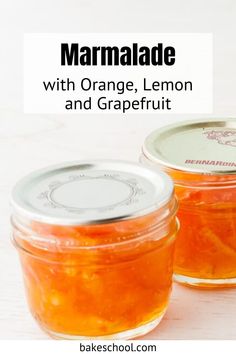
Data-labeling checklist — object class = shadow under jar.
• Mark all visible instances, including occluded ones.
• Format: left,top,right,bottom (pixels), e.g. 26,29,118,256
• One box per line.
11,160,178,339
141,119,236,288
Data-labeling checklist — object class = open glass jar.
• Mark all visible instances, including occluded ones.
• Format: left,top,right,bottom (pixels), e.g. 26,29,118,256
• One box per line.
141,119,236,288
11,160,178,339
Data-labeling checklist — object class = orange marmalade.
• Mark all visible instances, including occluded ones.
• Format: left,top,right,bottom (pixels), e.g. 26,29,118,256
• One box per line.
11,161,178,339
142,119,236,288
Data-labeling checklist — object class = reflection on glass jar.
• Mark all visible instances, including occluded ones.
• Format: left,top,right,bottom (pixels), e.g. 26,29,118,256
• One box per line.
11,160,178,339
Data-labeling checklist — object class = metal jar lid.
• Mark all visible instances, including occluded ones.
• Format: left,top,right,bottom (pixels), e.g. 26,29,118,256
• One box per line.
142,119,236,175
11,160,174,226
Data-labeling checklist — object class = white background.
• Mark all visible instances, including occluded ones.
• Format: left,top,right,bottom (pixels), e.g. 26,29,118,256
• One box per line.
0,0,236,340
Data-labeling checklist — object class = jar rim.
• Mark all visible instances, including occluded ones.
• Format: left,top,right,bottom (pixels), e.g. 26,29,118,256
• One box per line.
141,151,236,188
11,196,178,253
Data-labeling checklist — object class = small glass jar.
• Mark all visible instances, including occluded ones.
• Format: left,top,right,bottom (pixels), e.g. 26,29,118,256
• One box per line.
11,160,178,339
141,119,236,288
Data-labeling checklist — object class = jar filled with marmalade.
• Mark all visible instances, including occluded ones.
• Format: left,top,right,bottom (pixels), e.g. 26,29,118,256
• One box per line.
11,160,178,339
141,119,236,288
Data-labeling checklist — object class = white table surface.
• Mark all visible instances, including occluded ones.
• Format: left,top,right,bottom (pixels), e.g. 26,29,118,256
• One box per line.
0,0,236,340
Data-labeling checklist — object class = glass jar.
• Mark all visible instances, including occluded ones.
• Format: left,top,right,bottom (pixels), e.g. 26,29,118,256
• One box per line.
11,160,178,339
141,119,236,288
